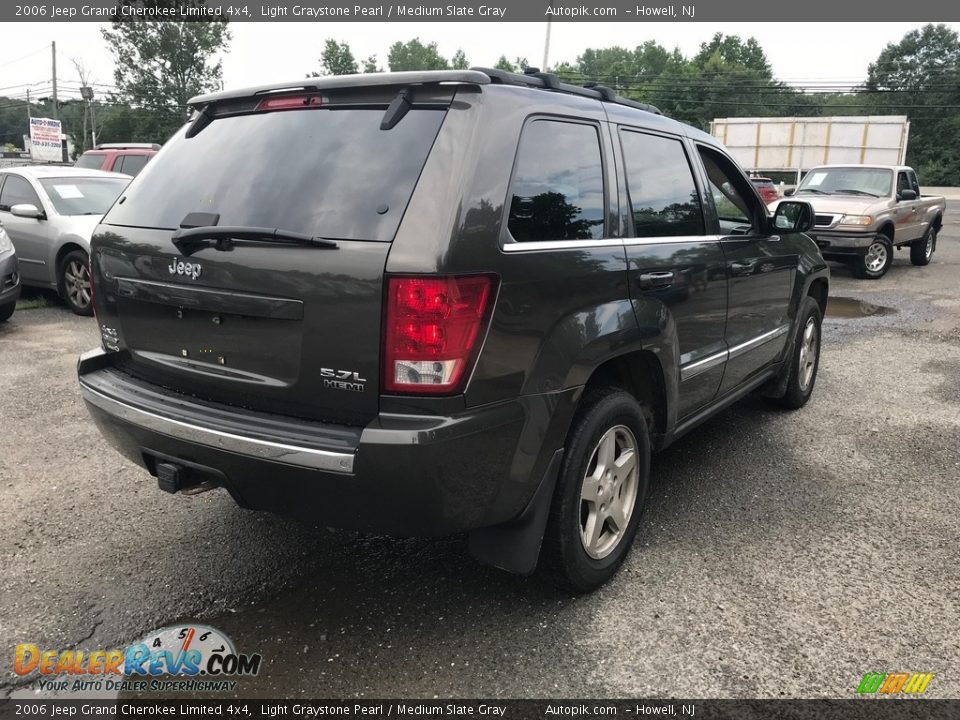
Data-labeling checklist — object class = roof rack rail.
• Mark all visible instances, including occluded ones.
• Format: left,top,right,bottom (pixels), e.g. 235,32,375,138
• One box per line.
471,67,662,116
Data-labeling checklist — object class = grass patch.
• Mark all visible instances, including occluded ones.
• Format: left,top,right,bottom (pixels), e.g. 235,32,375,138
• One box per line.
16,294,55,310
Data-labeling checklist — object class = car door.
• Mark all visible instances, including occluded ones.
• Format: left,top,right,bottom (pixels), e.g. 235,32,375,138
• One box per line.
695,145,796,395
619,128,727,419
894,170,921,241
0,173,52,284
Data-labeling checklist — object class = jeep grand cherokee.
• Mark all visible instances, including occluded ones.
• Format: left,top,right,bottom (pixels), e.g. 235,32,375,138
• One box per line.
78,69,828,591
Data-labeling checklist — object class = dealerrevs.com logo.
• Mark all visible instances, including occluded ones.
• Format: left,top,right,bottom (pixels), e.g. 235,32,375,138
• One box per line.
14,624,262,693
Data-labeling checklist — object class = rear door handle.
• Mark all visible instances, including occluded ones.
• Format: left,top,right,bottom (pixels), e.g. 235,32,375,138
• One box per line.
638,271,674,289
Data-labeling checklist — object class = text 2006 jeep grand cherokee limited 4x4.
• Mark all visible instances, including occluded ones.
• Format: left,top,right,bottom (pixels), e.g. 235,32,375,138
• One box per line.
78,69,828,591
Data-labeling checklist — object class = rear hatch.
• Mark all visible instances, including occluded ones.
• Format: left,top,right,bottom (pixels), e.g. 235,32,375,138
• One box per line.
91,84,453,425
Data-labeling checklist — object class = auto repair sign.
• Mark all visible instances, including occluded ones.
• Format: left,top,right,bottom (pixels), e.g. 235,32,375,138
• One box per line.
29,117,62,162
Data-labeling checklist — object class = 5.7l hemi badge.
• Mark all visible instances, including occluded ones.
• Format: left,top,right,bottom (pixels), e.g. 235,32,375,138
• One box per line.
168,258,202,280
321,368,366,392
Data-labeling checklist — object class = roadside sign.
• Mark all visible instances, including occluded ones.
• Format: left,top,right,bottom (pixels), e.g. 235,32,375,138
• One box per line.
28,117,63,162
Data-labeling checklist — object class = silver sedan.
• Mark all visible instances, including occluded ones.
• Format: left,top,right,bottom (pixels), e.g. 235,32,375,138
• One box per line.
0,166,130,315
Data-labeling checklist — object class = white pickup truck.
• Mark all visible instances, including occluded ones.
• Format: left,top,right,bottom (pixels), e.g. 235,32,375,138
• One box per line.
771,165,946,279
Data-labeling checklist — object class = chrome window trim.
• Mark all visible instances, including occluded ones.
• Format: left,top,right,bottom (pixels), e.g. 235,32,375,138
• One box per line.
501,238,624,252
624,234,722,247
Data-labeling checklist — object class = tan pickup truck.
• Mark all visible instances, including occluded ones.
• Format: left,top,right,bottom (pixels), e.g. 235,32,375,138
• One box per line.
770,165,945,279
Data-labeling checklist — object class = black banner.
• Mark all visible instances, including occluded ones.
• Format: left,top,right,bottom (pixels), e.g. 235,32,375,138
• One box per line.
1,700,959,720
3,0,960,22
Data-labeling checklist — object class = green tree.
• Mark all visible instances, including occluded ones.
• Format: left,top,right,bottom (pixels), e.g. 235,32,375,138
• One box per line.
493,55,515,72
362,55,381,73
867,23,960,184
101,2,230,142
387,39,449,71
451,49,469,70
316,38,358,76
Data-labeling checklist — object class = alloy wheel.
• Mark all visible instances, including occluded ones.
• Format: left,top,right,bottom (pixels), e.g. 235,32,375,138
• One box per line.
797,317,818,392
579,424,641,560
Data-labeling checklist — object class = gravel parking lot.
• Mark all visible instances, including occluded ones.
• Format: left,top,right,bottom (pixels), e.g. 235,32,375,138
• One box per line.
2,212,959,699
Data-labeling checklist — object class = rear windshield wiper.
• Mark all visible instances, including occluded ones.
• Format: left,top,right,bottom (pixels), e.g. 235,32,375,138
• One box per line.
171,226,339,255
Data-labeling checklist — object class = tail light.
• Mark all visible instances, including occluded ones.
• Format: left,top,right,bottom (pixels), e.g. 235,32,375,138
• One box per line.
384,275,496,395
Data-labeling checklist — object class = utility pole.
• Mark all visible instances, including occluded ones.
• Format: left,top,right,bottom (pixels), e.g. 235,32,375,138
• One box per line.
542,18,552,72
26,89,31,120
51,41,58,120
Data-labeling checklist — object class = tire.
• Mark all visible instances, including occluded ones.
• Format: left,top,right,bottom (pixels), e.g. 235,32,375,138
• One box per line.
852,236,893,279
0,300,14,322
543,388,651,592
910,225,937,266
59,249,93,316
769,296,822,410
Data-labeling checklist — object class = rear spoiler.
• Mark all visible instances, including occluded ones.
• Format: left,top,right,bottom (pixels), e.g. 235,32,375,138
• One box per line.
187,70,491,109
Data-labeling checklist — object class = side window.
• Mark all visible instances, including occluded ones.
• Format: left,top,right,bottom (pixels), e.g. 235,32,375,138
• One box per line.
620,130,704,238
113,156,125,174
0,175,42,212
896,171,910,197
908,170,920,194
507,119,605,242
697,146,759,232
118,155,148,176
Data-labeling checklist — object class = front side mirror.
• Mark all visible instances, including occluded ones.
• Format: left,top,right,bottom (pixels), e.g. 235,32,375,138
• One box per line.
899,189,918,201
771,200,814,233
10,203,43,220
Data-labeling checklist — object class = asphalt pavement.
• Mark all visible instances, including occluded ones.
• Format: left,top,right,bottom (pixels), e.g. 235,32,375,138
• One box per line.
1,212,958,699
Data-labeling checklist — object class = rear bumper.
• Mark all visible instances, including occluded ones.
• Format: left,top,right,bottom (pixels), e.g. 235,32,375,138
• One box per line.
0,249,20,305
78,349,575,536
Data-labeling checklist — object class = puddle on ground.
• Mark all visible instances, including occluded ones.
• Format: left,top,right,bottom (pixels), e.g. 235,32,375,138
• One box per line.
825,296,897,318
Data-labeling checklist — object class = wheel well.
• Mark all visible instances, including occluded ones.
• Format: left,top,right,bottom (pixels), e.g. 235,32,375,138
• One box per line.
933,214,943,231
807,278,828,318
877,223,894,242
583,351,666,444
54,243,87,292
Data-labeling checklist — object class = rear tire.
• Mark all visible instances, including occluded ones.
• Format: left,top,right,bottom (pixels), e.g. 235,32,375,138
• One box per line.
0,300,14,322
543,388,651,592
910,225,937,266
769,296,822,410
852,236,893,279
59,249,93,316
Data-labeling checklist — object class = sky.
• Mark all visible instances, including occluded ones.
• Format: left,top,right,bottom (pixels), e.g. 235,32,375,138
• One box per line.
1,22,957,101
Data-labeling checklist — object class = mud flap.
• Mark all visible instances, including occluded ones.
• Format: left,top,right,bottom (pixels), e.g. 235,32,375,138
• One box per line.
468,449,563,575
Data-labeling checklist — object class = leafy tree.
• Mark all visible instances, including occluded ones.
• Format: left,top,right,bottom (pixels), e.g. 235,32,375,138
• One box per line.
693,33,772,77
451,49,469,70
494,55,515,72
867,23,960,184
387,39,449,71
315,38,358,76
101,2,230,142
362,56,381,73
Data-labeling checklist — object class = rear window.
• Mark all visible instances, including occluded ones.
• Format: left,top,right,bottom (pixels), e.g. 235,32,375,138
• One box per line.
39,177,129,216
115,154,150,176
104,108,446,242
75,153,106,170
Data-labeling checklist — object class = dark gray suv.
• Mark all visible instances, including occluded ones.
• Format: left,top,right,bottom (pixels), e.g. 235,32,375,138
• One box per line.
78,69,828,590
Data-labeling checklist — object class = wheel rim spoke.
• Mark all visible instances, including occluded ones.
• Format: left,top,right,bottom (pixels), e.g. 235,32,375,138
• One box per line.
579,425,641,559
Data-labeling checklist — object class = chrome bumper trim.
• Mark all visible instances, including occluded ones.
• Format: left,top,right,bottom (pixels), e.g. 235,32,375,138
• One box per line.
80,383,355,474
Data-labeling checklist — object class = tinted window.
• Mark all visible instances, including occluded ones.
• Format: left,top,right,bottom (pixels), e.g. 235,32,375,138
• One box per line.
0,175,42,212
508,120,605,242
39,178,128,216
105,108,446,242
620,131,704,237
116,154,149,176
698,147,758,229
75,153,106,170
